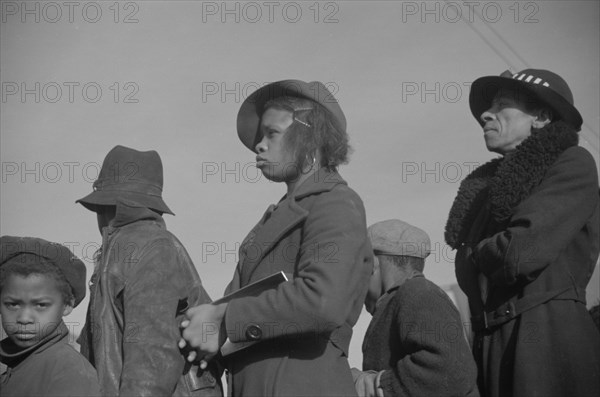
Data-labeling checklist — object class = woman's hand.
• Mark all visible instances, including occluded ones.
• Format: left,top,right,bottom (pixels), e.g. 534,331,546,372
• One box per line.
178,302,228,368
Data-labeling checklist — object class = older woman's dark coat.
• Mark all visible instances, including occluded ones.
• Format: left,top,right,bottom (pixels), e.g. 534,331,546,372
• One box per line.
222,168,373,397
446,122,600,397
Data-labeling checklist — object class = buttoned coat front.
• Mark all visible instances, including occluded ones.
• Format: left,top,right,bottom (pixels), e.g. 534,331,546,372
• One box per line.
222,169,373,397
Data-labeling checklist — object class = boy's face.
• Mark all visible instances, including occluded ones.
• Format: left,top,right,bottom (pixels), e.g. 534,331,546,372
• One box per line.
0,274,73,348
364,255,383,315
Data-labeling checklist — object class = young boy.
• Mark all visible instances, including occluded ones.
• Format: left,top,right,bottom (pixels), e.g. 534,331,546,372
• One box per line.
351,220,479,397
0,236,100,396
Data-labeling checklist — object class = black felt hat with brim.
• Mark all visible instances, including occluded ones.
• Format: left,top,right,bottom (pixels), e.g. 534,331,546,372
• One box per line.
469,69,582,131
237,80,347,152
76,145,174,215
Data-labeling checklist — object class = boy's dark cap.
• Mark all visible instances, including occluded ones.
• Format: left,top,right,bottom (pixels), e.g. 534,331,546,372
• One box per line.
0,236,86,307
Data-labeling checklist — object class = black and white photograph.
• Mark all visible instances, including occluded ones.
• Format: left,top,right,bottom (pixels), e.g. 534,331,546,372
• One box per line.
1,1,599,396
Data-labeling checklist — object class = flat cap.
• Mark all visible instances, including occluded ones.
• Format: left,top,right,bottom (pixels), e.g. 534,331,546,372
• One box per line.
0,236,86,307
368,219,431,259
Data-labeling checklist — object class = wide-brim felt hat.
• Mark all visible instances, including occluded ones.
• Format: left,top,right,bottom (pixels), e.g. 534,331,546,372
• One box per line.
0,236,87,307
469,69,582,131
76,145,174,215
237,80,347,152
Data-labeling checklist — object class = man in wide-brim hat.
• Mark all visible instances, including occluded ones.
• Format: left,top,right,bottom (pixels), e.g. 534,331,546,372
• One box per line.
181,80,373,397
445,69,600,397
76,145,222,397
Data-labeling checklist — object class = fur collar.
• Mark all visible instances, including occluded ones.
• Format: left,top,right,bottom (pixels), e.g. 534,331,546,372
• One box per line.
445,121,578,249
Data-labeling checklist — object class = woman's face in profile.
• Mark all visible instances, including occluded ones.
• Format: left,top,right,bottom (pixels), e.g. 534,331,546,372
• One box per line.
479,89,539,155
255,107,301,183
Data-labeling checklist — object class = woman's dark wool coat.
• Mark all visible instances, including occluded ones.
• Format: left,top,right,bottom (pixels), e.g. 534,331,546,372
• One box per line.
222,169,373,397
445,122,600,397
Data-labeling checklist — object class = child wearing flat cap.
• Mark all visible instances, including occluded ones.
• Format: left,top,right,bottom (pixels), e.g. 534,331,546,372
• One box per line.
0,236,100,397
351,220,479,397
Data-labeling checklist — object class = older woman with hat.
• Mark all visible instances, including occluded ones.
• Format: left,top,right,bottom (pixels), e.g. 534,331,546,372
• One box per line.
445,69,600,397
181,80,373,396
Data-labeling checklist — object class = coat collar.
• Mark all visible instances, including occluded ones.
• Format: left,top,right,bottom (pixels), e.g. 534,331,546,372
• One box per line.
445,121,578,249
373,271,424,313
239,168,346,285
0,321,68,368
107,198,166,231
291,167,347,200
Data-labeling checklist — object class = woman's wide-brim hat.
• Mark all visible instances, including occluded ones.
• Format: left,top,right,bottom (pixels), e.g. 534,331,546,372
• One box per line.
76,145,174,215
237,80,347,152
469,69,582,131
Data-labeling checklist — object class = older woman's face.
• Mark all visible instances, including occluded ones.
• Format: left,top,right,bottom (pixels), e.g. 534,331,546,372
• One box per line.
480,89,539,155
255,107,299,183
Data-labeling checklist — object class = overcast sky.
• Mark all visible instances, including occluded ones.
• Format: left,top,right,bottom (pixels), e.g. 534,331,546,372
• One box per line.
2,0,599,368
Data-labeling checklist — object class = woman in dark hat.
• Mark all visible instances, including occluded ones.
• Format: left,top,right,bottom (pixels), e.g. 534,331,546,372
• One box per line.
181,80,373,396
445,69,600,397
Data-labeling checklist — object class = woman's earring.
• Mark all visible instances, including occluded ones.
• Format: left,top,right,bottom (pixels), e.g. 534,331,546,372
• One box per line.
302,153,317,174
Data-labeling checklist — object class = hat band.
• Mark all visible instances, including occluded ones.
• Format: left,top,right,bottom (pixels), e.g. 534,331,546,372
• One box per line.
93,180,163,197
373,247,430,258
512,73,550,87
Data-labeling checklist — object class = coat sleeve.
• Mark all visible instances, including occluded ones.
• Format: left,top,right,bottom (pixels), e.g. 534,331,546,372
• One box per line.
224,187,373,342
473,147,599,287
379,285,477,397
119,240,209,396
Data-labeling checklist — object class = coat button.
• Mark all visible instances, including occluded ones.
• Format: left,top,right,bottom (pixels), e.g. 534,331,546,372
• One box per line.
205,372,215,384
245,324,262,340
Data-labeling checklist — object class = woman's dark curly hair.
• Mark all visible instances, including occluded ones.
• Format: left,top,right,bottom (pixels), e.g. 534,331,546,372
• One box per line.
264,96,351,172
